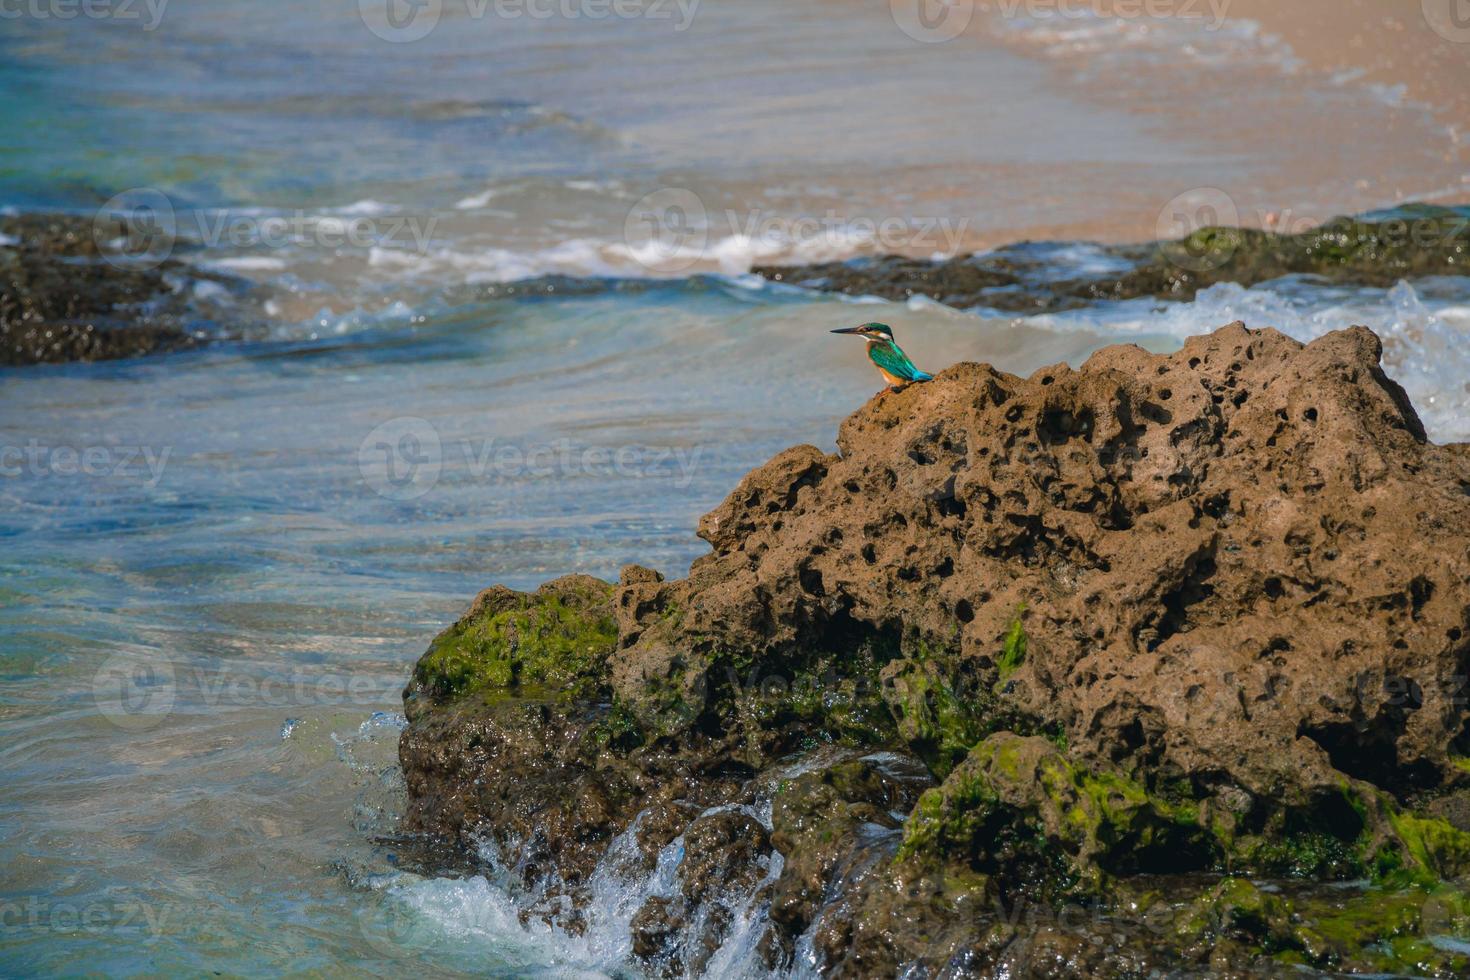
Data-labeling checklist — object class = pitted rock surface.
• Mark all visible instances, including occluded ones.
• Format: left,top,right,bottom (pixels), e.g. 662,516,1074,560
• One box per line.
614,323,1470,810
399,323,1470,977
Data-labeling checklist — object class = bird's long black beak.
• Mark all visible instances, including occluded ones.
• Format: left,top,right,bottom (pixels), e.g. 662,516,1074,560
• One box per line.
830,326,863,335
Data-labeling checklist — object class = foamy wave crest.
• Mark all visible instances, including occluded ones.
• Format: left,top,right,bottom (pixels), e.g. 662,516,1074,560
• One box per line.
333,199,393,215
453,188,502,210
367,225,911,284
608,226,889,276
204,256,289,272
991,9,1301,74
368,239,628,283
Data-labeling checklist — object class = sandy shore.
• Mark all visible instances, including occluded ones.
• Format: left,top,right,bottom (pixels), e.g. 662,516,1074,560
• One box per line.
1223,0,1470,132
1076,0,1469,128
947,0,1470,245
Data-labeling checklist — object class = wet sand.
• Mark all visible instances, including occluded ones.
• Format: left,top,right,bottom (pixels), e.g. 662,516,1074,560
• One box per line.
1224,0,1470,133
1074,0,1470,133
955,0,1470,246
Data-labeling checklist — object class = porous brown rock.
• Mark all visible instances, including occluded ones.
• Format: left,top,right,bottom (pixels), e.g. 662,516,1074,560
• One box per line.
616,323,1470,817
399,322,1470,976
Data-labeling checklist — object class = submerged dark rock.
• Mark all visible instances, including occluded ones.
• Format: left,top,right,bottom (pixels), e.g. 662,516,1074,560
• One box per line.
0,212,256,366
399,323,1470,976
752,206,1470,313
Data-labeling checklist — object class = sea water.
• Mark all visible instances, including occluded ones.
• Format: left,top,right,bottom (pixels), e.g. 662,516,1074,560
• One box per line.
2,2,1468,974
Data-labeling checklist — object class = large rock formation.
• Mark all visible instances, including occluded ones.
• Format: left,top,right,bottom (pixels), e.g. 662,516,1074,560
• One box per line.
400,323,1470,977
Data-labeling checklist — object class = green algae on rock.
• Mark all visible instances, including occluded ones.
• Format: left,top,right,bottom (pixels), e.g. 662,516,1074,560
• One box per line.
899,734,1470,899
879,656,986,779
899,734,1212,898
409,575,618,707
752,204,1470,313
996,608,1027,681
398,323,1470,976
1162,876,1470,976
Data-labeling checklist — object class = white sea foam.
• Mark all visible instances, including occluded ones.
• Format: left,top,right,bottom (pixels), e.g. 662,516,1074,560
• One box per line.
383,751,871,976
335,199,391,215
383,801,785,977
191,279,229,301
992,10,1302,74
563,179,623,193
368,239,625,282
454,188,502,210
364,223,932,284
205,256,288,272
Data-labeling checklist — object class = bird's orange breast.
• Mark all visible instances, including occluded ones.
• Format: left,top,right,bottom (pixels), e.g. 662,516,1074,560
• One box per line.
874,365,907,387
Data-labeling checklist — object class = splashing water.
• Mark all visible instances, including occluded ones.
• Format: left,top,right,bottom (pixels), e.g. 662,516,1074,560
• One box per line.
3,1,1469,976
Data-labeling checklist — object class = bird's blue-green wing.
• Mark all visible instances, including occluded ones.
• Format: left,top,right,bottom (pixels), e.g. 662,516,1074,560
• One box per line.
870,340,933,382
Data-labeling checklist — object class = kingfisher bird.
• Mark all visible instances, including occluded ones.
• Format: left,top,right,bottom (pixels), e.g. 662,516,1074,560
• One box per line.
831,322,934,393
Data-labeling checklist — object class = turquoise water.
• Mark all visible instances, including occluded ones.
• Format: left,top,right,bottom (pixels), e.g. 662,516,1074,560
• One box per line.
3,2,1470,975
0,279,1128,975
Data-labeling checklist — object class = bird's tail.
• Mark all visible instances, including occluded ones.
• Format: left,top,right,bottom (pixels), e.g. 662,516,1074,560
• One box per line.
913,370,934,382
